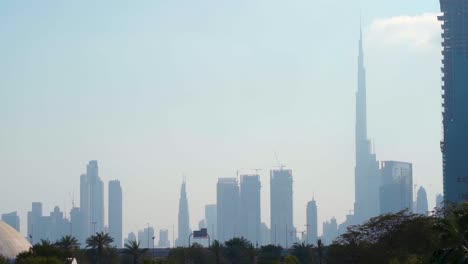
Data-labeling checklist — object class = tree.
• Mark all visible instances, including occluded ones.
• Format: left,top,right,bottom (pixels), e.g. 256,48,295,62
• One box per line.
86,232,115,264
209,240,223,264
315,239,323,264
0,255,10,264
224,237,253,264
124,240,148,264
55,235,80,261
291,242,313,264
258,244,282,264
432,203,468,263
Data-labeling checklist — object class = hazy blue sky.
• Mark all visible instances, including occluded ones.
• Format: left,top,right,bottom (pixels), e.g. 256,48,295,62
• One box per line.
0,0,442,238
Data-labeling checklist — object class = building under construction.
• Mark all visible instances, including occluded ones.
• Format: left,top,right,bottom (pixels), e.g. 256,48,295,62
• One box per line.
439,0,468,203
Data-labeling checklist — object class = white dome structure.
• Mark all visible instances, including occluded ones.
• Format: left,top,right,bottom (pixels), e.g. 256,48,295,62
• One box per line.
0,220,31,259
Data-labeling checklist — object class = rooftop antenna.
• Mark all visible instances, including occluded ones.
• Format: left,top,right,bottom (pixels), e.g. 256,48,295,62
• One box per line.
274,151,284,170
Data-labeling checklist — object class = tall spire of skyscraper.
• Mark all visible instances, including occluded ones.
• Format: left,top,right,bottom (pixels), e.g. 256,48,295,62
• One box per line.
177,180,190,247
354,27,380,223
356,23,367,147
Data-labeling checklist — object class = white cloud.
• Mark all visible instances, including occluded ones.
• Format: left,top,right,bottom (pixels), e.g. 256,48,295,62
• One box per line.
367,13,442,51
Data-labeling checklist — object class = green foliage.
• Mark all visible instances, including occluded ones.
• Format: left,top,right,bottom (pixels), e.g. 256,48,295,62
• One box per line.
432,203,468,263
291,242,313,264
258,244,282,264
324,205,468,264
283,255,300,264
16,256,64,264
224,237,254,264
124,240,148,264
85,232,117,264
0,255,10,264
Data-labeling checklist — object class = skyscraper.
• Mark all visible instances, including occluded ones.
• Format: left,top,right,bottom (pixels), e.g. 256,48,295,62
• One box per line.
80,161,105,238
205,204,217,241
109,180,122,248
158,229,170,248
439,0,468,203
239,174,261,245
177,181,190,247
138,227,155,248
354,28,380,223
306,199,318,245
379,161,413,214
322,217,338,245
436,194,443,208
270,168,294,248
217,178,240,242
415,186,429,215
1,212,19,232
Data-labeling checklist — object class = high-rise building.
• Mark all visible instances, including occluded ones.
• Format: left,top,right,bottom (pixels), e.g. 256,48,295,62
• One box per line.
270,168,294,248
306,199,318,245
415,186,429,215
27,204,70,243
217,178,240,242
205,204,217,240
158,229,170,248
239,174,261,245
322,217,338,245
1,212,20,232
80,161,105,239
354,28,380,223
439,0,468,203
436,194,444,208
260,223,270,246
177,181,190,247
109,180,122,248
124,232,137,246
70,207,85,244
138,227,155,248
379,161,413,214
27,202,42,244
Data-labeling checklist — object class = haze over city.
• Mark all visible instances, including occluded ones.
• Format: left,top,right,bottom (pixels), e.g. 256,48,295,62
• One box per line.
1,0,443,245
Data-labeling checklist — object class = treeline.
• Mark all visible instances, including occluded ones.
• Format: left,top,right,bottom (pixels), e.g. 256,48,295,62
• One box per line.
1,203,467,264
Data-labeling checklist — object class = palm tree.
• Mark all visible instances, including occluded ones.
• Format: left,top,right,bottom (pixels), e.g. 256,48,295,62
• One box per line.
86,232,114,264
316,239,323,264
209,240,223,264
224,237,252,264
124,240,148,264
55,235,80,260
291,242,313,264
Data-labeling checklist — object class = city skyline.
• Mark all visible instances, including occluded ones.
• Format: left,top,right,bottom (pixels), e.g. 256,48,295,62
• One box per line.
0,0,443,242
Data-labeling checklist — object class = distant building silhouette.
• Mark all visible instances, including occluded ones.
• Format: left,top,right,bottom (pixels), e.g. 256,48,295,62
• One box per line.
176,181,190,247
322,217,338,245
109,180,122,248
260,222,270,246
205,204,217,240
27,203,70,244
306,199,317,245
270,168,294,248
198,219,206,229
217,177,240,242
80,161,105,238
138,227,155,248
354,27,380,223
436,193,443,208
124,232,137,246
1,212,19,232
379,161,413,214
438,0,468,203
158,229,170,248
415,186,429,215
239,174,261,245
70,207,84,243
